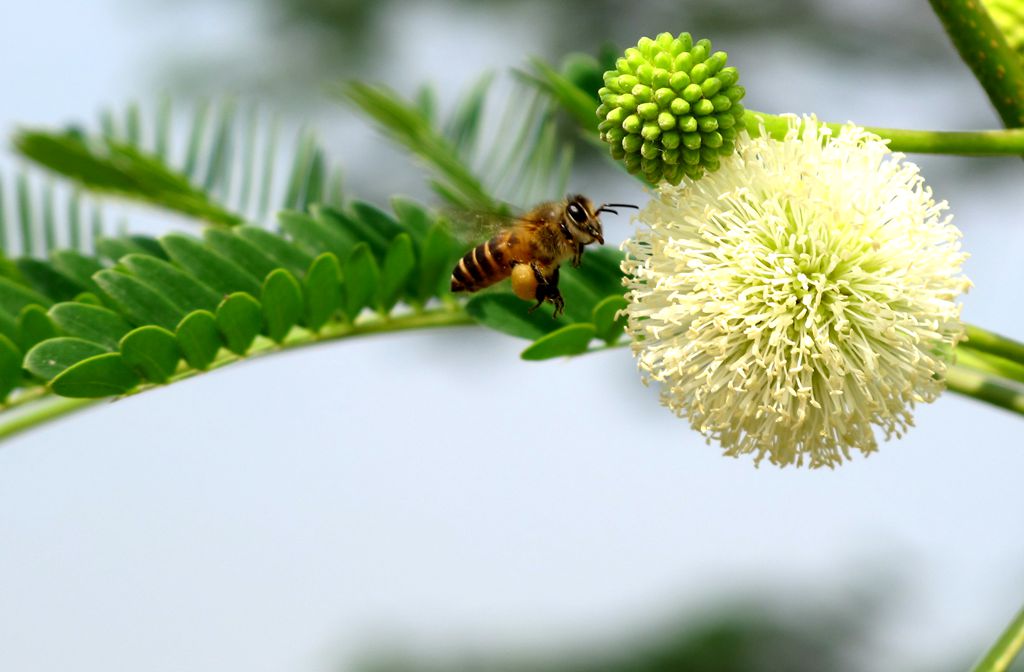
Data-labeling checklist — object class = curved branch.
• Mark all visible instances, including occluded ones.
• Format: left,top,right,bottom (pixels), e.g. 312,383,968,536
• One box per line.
929,0,1024,127
0,308,475,444
744,110,1024,154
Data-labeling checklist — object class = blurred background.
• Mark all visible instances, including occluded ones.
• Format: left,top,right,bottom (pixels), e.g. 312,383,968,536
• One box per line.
2,1,1024,670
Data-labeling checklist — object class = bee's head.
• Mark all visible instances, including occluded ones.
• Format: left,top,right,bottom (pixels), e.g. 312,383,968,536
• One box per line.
564,195,638,247
565,195,604,245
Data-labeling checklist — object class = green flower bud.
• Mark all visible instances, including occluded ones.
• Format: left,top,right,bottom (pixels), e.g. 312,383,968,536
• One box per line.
637,102,659,120
606,107,626,125
682,83,703,103
717,66,739,87
617,93,637,111
693,98,715,116
670,98,690,116
597,32,746,184
698,116,718,133
701,77,722,97
669,71,690,91
705,51,728,74
689,63,709,84
710,94,732,112
654,87,676,107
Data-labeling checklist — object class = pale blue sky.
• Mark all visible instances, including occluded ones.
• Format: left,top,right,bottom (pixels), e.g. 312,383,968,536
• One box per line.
1,2,1024,671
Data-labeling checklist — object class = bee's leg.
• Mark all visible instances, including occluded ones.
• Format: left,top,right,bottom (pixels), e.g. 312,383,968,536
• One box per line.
526,262,547,314
530,264,564,318
571,244,583,268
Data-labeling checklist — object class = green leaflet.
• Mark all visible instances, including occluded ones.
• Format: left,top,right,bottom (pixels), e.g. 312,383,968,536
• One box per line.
48,302,132,350
465,293,561,340
520,323,597,361
261,269,303,343
417,223,458,304
0,310,16,344
183,102,211,180
25,337,109,381
0,334,23,400
0,275,52,314
234,226,313,278
119,254,222,313
390,196,433,249
161,233,261,297
378,233,415,313
283,129,324,211
340,82,497,213
557,269,603,323
15,258,84,302
49,250,104,294
591,295,628,344
445,72,493,155
279,210,354,262
216,292,262,355
73,293,104,306
0,251,22,283
316,204,390,260
13,129,244,227
16,304,60,351
175,310,221,370
204,228,280,281
571,247,626,299
342,243,380,320
350,201,406,256
125,235,169,260
525,57,602,135
96,235,165,263
50,352,141,398
93,269,184,330
120,325,181,384
303,253,342,332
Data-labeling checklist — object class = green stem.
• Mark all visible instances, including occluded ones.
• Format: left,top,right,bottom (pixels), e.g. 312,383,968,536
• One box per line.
0,307,475,444
963,325,1024,365
945,364,1024,416
971,604,1024,672
0,397,98,441
956,348,1024,386
744,110,1024,155
928,0,1024,128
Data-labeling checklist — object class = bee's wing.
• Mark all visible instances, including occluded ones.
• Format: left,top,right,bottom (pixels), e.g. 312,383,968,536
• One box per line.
441,205,541,245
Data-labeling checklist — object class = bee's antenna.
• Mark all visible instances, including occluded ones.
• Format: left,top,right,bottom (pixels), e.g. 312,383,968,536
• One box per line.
597,202,639,215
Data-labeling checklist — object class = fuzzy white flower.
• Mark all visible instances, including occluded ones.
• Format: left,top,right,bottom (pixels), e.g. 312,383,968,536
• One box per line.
621,117,970,467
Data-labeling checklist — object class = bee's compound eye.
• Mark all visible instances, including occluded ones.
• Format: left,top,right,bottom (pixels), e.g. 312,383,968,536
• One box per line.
567,203,587,225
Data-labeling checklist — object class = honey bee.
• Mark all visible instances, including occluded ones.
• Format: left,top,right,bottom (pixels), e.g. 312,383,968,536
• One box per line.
449,195,637,317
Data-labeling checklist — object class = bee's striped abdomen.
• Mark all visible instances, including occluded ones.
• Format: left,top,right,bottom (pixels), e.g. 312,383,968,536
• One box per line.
450,236,510,293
